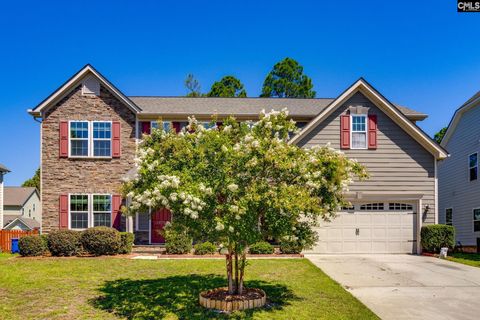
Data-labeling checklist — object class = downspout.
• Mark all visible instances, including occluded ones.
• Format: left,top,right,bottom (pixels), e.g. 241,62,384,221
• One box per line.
0,173,4,230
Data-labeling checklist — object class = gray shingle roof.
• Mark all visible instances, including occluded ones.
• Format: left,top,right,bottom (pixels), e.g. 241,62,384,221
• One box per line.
0,163,10,173
3,187,37,207
128,97,427,120
3,215,40,230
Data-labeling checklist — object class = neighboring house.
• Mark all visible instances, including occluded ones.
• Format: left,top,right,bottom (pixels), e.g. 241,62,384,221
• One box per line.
439,91,480,252
2,187,41,231
28,65,447,254
0,164,10,230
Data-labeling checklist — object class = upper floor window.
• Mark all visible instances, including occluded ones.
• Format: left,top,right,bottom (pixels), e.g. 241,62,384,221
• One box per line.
469,153,478,181
445,208,453,226
93,122,111,157
474,208,480,232
351,115,367,149
69,121,111,158
70,121,89,156
151,121,172,132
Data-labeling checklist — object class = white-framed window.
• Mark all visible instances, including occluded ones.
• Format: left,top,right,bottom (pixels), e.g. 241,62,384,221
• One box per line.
469,153,478,181
351,115,367,149
359,203,384,211
445,208,453,226
70,194,89,229
70,121,89,157
93,195,112,227
69,121,112,158
69,194,112,229
92,122,112,157
474,208,480,232
389,203,413,211
151,121,173,132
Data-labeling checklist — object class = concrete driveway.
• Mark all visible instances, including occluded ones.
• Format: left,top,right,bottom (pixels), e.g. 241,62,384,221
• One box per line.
305,254,480,320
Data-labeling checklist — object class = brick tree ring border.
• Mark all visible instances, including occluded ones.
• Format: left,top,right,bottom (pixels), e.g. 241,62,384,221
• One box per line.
199,287,267,312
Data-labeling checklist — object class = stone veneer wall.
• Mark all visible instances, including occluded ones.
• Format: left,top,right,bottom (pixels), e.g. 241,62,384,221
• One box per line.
41,85,136,233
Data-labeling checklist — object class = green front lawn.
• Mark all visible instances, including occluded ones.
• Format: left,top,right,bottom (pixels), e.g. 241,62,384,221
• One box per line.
447,253,480,268
0,255,377,320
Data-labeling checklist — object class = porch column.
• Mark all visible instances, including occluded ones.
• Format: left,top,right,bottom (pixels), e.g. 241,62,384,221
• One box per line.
125,195,134,233
127,216,134,233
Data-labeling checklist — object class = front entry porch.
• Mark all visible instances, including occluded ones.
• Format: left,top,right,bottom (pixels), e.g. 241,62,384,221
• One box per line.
128,208,172,245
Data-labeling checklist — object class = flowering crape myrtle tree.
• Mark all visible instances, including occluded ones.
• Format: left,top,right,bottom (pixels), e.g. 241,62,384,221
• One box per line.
123,109,367,296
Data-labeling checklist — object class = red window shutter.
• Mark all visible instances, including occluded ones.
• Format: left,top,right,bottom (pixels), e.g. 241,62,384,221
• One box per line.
172,122,181,133
112,195,122,229
141,121,151,135
340,115,350,149
368,115,377,149
112,121,121,158
59,194,69,229
59,121,69,158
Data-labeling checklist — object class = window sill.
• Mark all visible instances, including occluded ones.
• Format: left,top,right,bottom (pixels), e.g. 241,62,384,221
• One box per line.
68,156,113,160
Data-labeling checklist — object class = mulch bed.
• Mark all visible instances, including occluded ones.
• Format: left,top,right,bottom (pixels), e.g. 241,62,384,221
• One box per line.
202,287,265,301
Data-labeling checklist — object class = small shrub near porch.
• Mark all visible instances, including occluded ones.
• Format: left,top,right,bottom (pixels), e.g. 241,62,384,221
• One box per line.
421,224,455,253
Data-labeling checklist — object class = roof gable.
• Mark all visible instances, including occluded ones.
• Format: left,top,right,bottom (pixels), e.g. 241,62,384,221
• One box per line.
28,64,140,117
3,187,38,207
289,78,448,159
441,90,480,147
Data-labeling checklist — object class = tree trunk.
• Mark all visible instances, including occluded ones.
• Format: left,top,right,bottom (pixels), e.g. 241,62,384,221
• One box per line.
234,250,239,293
238,249,247,295
226,249,234,294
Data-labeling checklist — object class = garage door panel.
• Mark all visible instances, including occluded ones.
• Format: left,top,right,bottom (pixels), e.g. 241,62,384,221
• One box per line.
357,241,372,252
342,228,357,239
342,241,357,253
387,215,402,224
311,205,416,254
371,215,387,225
357,228,371,239
341,214,356,225
327,228,343,239
356,214,372,225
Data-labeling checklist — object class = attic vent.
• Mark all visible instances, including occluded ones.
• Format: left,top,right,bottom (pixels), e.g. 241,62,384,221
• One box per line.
82,76,100,96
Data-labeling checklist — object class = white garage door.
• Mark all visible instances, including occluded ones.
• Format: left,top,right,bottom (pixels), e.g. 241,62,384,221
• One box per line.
310,202,417,254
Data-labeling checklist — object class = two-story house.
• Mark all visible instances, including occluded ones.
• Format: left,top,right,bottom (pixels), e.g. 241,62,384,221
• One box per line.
28,65,447,254
439,91,480,252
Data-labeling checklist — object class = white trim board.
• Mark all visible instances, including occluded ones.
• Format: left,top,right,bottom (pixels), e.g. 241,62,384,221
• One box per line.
441,90,480,147
289,78,448,159
28,64,140,118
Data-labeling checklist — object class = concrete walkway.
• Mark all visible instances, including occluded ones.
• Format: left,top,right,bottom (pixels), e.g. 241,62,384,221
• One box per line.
306,254,480,320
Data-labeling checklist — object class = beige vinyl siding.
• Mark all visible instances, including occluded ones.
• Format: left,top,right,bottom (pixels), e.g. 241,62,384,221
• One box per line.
297,92,436,224
439,102,480,246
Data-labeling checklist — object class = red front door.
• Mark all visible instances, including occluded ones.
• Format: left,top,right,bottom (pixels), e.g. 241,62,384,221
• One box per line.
151,208,172,244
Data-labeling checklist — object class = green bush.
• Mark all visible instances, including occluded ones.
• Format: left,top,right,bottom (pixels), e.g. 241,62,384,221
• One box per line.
81,227,121,256
280,222,318,254
194,241,217,255
164,228,192,254
118,232,135,254
19,235,47,256
421,224,455,253
249,241,274,254
47,230,82,256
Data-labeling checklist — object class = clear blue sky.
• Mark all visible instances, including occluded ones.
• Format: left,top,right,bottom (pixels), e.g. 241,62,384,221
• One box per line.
0,0,479,186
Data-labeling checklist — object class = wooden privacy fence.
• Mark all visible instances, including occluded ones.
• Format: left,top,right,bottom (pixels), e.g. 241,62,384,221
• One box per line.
0,229,39,252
